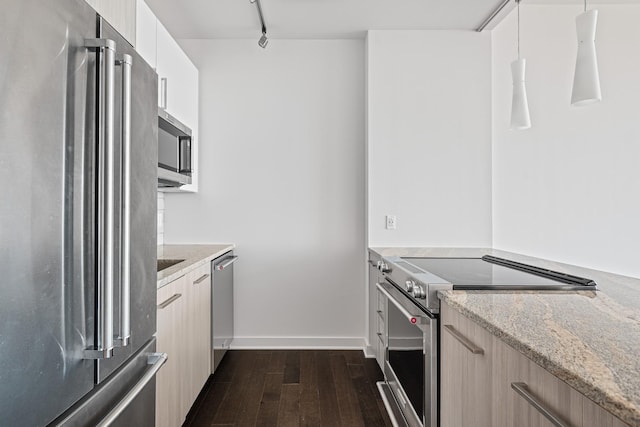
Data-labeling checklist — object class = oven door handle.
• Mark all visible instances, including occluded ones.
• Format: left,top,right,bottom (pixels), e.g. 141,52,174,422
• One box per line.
376,282,428,325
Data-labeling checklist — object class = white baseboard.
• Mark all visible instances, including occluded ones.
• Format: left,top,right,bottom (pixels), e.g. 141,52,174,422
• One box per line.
229,336,367,350
363,344,376,358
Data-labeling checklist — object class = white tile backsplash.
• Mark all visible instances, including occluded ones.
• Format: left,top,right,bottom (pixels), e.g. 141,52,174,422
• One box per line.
157,192,164,246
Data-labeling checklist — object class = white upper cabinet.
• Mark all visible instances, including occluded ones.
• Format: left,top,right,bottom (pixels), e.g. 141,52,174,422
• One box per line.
134,0,200,192
156,20,198,129
86,0,136,46
135,0,157,68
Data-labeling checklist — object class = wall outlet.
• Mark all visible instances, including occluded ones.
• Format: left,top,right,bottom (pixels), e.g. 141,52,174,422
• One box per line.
386,215,397,230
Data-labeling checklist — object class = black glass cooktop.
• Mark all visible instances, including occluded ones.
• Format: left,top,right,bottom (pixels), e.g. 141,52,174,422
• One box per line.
401,256,596,289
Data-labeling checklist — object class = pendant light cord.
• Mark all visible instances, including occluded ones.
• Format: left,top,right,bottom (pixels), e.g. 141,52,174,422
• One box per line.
517,0,521,59
584,0,587,12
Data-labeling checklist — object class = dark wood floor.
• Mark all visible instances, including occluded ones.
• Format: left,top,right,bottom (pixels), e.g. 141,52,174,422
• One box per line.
183,350,393,427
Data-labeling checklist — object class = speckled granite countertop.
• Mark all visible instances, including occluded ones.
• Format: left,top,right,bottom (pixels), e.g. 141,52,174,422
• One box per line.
371,247,640,426
157,244,234,288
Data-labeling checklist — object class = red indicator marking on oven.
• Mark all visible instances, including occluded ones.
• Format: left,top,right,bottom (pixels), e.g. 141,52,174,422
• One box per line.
410,317,417,324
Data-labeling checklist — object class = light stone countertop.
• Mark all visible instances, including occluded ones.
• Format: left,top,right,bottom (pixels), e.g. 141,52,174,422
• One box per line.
157,244,235,288
370,247,640,426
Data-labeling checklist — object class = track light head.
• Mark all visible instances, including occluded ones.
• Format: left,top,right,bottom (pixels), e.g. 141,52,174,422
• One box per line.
250,0,268,49
258,33,268,48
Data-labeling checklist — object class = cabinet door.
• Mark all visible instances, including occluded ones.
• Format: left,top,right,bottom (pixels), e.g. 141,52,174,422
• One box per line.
156,21,198,126
494,343,628,427
156,276,188,427
440,302,492,427
368,254,387,370
375,289,386,370
368,259,379,356
155,20,199,193
185,264,212,407
135,0,157,69
441,302,629,427
85,0,136,46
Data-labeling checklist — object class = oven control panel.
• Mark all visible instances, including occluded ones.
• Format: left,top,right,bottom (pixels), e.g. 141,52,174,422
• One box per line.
381,256,453,313
405,280,426,299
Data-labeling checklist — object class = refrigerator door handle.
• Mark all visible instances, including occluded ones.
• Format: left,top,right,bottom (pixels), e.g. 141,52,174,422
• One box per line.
96,353,168,427
114,54,132,348
85,38,116,360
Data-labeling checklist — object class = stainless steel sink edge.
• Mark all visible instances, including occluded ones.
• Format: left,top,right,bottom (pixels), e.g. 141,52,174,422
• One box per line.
156,258,185,272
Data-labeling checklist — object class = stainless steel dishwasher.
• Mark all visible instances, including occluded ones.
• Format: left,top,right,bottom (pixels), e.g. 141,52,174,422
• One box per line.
211,251,238,373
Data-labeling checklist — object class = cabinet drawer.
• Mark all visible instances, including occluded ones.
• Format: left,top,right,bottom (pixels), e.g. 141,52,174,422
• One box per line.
156,276,188,427
184,263,212,406
441,303,492,427
495,345,628,427
441,301,628,427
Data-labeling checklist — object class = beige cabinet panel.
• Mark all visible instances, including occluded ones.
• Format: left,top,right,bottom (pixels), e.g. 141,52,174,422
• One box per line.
185,264,212,405
156,276,188,427
440,302,492,427
156,265,212,427
491,331,628,427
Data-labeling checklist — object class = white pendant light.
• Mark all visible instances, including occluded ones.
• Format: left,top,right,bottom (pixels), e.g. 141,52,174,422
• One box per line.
510,0,531,130
571,1,601,106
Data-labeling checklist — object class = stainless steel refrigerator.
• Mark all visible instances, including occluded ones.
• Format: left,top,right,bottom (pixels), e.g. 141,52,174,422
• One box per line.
0,0,162,425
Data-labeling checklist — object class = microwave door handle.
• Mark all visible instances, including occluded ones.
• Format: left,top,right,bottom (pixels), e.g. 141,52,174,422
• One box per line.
114,54,132,347
84,38,116,359
179,138,192,173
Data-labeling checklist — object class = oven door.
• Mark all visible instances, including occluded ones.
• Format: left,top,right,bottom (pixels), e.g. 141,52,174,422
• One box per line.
377,281,438,427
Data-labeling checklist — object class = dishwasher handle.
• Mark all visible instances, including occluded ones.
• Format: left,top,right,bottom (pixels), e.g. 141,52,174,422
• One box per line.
215,255,238,271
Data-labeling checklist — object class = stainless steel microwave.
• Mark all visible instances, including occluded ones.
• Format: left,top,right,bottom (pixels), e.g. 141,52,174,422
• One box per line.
157,108,192,187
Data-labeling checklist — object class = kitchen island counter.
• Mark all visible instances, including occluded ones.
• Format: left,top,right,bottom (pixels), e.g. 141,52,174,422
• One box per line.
157,244,235,288
370,247,640,426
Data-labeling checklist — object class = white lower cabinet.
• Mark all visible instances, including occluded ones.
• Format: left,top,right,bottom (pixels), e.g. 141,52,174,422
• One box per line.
156,263,212,427
368,254,386,370
440,301,628,427
375,289,386,370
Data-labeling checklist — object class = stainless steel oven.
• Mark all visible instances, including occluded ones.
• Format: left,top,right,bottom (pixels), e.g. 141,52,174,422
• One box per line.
377,281,438,427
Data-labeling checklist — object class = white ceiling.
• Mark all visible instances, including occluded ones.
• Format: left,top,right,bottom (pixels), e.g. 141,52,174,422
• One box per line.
144,0,640,40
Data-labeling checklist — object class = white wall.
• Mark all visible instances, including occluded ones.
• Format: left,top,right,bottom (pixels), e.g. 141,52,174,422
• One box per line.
164,39,366,348
492,5,640,278
367,31,493,247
